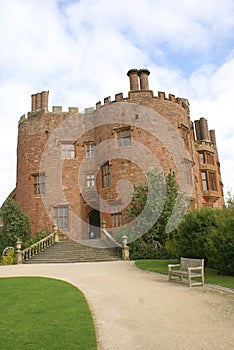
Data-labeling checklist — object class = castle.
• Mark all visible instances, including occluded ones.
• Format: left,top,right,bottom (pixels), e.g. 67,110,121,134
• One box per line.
15,69,224,239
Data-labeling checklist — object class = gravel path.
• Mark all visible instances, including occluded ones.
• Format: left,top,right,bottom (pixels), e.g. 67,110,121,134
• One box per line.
0,261,233,350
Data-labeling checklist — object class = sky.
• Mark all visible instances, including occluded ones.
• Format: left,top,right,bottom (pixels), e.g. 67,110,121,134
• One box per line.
0,0,234,206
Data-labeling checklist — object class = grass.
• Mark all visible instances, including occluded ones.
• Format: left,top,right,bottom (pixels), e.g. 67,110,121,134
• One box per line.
0,277,97,350
135,259,234,290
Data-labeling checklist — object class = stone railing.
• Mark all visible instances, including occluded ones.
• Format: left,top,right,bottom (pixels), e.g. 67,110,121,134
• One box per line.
15,232,59,264
101,221,129,260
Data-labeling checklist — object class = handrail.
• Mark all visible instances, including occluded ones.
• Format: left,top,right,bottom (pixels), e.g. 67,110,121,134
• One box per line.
21,232,56,262
102,228,122,247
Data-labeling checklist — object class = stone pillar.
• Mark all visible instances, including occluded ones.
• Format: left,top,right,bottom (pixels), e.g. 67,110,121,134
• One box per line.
41,91,49,111
127,69,139,91
15,240,23,264
139,68,150,90
122,235,129,260
122,245,130,260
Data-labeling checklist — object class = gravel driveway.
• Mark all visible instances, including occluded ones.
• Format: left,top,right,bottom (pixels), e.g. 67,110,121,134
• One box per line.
0,261,233,350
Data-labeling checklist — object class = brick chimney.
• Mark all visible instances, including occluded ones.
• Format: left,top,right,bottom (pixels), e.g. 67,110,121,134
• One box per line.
139,68,150,90
127,69,139,91
31,91,49,112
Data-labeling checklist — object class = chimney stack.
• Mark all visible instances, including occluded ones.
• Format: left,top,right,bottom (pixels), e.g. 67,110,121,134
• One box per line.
139,68,150,90
31,91,49,112
127,69,139,91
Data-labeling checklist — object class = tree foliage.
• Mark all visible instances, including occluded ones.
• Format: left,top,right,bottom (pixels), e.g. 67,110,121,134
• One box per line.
0,199,31,254
125,169,187,259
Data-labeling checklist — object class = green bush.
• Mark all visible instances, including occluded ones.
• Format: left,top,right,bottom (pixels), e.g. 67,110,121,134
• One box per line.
21,230,49,249
174,207,218,263
1,249,16,265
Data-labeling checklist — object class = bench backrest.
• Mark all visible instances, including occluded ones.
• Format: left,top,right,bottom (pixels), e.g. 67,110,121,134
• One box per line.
180,257,204,271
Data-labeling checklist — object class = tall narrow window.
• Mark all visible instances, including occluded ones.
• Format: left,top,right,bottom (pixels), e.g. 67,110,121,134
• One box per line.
61,143,75,159
117,128,131,147
201,172,208,191
110,203,122,227
208,172,217,191
86,143,94,158
53,206,68,230
101,162,110,188
86,174,95,188
199,153,205,164
206,153,214,165
33,173,45,195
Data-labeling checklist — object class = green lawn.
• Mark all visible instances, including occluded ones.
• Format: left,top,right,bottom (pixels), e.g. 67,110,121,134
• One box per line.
135,259,234,290
0,277,97,350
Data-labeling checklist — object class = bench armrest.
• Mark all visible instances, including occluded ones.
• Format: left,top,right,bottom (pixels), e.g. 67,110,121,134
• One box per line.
168,264,180,270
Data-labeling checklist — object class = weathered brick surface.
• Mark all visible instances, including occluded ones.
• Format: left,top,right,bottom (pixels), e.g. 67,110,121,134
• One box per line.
15,69,224,237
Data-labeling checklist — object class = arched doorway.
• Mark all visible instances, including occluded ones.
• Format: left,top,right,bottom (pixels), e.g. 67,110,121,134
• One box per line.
89,210,100,239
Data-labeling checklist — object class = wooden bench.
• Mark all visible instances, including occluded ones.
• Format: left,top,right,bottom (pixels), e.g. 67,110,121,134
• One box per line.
168,257,204,287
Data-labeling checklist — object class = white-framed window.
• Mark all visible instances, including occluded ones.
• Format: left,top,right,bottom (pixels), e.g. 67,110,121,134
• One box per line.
53,206,69,230
33,173,45,195
86,143,94,158
61,143,75,159
117,128,131,147
86,174,95,188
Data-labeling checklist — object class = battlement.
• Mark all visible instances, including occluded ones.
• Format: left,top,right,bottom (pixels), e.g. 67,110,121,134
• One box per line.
20,68,191,126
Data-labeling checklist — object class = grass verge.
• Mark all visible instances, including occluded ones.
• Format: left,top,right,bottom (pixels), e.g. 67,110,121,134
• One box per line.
135,259,234,290
0,277,97,350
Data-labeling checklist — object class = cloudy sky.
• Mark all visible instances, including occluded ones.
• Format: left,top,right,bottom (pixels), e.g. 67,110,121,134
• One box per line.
0,0,234,206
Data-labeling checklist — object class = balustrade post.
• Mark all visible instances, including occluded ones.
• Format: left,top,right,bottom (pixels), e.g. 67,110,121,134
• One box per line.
121,235,129,261
15,240,23,264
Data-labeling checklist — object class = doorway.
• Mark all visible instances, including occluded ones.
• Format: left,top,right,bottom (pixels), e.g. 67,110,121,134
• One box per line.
89,210,100,239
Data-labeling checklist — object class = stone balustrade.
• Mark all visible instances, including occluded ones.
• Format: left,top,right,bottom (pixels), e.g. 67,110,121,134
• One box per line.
15,232,58,264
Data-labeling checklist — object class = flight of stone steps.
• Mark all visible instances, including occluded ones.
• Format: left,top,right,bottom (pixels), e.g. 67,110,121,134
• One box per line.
23,239,122,264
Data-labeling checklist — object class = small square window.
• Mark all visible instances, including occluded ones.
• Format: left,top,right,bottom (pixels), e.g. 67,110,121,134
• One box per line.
86,174,95,188
61,143,75,159
86,143,94,158
117,129,131,147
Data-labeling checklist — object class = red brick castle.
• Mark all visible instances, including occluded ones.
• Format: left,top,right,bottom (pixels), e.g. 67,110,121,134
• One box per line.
15,69,224,238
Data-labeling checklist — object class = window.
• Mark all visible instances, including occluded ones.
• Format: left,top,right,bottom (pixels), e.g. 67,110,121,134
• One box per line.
201,171,217,191
110,203,122,227
53,206,68,230
117,128,131,147
208,172,217,191
86,174,95,188
33,173,45,195
86,143,94,158
199,153,205,164
101,162,110,188
201,172,208,191
206,153,214,165
199,152,214,165
61,143,75,159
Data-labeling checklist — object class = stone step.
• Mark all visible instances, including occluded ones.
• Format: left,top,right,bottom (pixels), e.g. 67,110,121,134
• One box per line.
24,240,122,264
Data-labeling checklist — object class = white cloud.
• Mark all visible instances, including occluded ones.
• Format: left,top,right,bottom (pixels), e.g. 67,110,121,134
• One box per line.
0,0,234,205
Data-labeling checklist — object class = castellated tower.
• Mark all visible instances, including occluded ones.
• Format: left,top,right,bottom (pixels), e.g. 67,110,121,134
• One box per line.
15,69,224,237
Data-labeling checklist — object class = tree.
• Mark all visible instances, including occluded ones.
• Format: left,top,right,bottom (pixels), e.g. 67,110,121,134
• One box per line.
124,169,188,259
225,190,234,209
0,199,31,254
